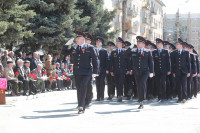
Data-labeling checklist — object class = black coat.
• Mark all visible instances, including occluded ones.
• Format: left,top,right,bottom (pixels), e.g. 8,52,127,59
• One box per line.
62,44,98,75
130,48,154,75
152,49,170,74
110,48,128,75
190,53,197,74
96,48,108,74
171,50,191,75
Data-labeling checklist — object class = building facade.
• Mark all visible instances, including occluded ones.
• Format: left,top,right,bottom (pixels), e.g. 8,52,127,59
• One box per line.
104,0,165,44
163,13,200,52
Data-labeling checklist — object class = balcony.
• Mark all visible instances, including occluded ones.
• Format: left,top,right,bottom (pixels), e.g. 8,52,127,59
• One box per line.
150,23,157,29
151,7,157,15
142,18,149,25
127,28,137,35
127,8,137,18
142,2,150,10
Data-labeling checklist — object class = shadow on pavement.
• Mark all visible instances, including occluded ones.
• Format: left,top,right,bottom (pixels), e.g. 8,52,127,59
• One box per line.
34,108,77,113
21,108,79,119
21,113,78,119
95,108,140,115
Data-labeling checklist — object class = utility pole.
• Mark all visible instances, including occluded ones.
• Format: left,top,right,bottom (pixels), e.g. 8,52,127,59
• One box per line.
187,12,191,44
176,9,179,42
122,0,127,40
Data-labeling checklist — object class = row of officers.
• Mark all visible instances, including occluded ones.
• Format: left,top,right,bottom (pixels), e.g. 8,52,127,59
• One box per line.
62,31,200,114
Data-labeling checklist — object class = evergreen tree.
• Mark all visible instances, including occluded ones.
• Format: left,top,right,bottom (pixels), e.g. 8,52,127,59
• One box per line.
0,0,36,50
21,0,89,53
75,0,117,44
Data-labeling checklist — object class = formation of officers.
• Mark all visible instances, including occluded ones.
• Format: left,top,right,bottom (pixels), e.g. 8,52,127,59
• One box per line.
62,30,200,114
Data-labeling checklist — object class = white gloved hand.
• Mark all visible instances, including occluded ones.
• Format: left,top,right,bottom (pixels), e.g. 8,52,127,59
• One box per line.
92,74,99,78
149,73,153,78
65,38,74,46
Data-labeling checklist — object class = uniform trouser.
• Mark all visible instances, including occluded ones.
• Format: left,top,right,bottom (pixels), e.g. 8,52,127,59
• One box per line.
166,75,173,99
192,76,198,97
147,77,155,98
96,73,106,99
114,74,125,97
155,73,166,100
187,75,193,99
106,74,115,97
175,73,187,100
170,74,177,97
124,75,133,97
134,72,149,102
85,76,93,105
132,75,137,97
75,75,91,109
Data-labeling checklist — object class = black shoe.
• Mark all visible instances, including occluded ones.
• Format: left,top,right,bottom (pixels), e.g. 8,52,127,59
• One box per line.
126,97,131,100
107,97,112,100
117,96,122,102
138,105,144,109
177,99,182,103
85,103,92,108
100,98,104,101
78,110,84,114
95,99,100,101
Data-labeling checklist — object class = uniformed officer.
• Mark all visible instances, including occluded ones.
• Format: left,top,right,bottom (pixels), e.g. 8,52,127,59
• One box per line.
84,32,94,107
183,43,197,100
123,41,134,100
129,36,154,109
62,31,98,114
95,36,108,101
152,38,171,102
193,49,200,98
171,38,191,103
106,41,116,100
169,43,177,98
145,40,156,100
163,41,173,100
110,37,129,102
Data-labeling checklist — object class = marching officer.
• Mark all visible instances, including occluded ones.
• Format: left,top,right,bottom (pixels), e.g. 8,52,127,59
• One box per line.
184,43,197,100
62,31,98,114
95,36,108,101
145,40,156,100
110,37,129,102
106,41,116,100
123,41,133,100
171,38,191,103
152,39,171,102
129,36,154,109
85,32,94,107
193,49,200,98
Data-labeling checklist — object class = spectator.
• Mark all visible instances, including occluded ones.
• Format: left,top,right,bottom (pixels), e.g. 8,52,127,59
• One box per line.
30,52,38,71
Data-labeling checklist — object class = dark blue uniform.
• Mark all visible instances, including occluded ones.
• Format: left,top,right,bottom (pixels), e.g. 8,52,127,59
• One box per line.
187,53,196,99
95,48,108,101
192,54,199,98
110,48,128,100
171,50,191,101
130,48,154,103
106,51,116,99
152,49,170,101
62,44,98,110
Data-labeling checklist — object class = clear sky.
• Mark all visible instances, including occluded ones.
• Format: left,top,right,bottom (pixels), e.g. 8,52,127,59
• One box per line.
162,0,200,14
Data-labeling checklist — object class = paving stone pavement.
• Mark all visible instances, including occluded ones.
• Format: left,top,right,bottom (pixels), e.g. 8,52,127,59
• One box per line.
0,88,200,133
